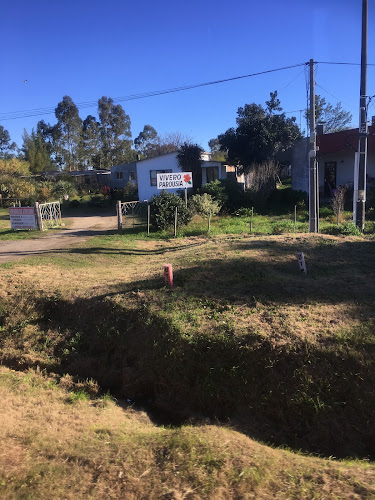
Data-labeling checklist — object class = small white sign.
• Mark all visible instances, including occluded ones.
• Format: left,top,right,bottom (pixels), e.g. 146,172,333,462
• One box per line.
296,252,307,274
157,172,193,190
9,207,36,230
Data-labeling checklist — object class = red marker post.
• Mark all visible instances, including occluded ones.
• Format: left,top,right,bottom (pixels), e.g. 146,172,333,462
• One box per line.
164,264,173,287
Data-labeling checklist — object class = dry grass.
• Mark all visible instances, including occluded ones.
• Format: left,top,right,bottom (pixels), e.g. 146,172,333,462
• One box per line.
0,231,374,496
0,366,374,500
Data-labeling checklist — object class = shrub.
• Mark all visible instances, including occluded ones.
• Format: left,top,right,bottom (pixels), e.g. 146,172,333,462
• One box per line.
198,180,228,208
150,191,192,230
69,199,81,209
331,186,346,223
339,222,363,236
52,180,77,201
191,193,221,217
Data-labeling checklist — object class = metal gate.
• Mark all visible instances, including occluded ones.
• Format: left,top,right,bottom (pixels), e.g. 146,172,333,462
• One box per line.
117,200,148,231
38,201,62,229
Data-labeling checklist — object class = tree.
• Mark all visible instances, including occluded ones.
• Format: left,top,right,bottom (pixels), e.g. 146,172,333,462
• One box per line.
22,129,54,173
98,96,134,168
310,94,352,133
0,126,16,159
208,138,227,161
134,125,159,158
217,91,302,172
80,115,101,169
177,142,204,189
55,96,82,171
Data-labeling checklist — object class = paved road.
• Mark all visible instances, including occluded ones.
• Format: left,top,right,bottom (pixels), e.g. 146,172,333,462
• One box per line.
0,212,117,263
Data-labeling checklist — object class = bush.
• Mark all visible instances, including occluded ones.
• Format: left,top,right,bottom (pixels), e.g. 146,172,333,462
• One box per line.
190,193,221,217
339,222,363,236
69,199,81,209
197,180,228,208
150,191,192,230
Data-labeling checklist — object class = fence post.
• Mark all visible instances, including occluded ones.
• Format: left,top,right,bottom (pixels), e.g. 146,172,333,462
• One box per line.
34,202,43,231
250,207,254,234
294,205,297,233
185,187,188,208
117,200,122,234
174,206,178,237
208,208,211,233
147,204,150,236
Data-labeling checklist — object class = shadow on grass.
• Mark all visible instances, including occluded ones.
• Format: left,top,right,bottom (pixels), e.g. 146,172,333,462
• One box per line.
1,284,373,459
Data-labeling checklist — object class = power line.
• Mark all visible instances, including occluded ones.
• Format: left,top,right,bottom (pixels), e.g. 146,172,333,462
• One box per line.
316,61,375,66
0,63,307,122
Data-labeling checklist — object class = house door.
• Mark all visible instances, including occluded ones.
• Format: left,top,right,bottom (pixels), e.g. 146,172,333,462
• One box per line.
324,162,337,196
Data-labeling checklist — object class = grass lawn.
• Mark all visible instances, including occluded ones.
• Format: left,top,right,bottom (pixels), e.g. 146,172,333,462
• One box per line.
0,205,374,496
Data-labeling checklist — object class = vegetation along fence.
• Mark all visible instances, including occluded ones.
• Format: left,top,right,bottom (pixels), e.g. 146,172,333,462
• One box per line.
37,201,62,230
117,200,148,232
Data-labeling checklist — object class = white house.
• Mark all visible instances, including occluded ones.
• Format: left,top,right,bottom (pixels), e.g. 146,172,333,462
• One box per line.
110,151,242,200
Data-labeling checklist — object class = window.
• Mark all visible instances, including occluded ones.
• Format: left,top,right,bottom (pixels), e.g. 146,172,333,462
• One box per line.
150,169,172,186
116,171,123,180
206,166,219,183
129,171,136,181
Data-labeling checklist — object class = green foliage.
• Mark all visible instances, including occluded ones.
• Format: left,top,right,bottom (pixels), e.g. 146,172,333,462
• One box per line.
54,96,83,171
51,180,77,200
191,193,221,217
0,125,16,159
36,182,53,202
197,180,228,208
22,129,54,173
80,115,101,169
217,91,301,171
306,94,352,133
339,222,363,236
0,158,30,176
98,96,134,169
150,191,192,230
134,124,159,158
177,143,204,189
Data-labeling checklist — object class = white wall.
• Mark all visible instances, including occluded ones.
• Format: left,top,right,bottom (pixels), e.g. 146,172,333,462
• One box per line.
136,153,182,200
318,152,375,191
137,154,225,200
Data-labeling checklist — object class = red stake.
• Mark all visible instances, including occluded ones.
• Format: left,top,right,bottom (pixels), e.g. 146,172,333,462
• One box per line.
164,264,173,287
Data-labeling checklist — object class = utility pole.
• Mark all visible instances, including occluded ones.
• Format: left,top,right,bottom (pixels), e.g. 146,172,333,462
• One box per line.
356,0,368,230
309,58,318,233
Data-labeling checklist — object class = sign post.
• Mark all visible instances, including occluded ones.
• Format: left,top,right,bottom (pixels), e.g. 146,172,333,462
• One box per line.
9,207,37,230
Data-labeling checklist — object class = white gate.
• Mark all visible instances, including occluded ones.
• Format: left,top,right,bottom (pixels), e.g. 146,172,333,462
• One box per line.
38,201,62,229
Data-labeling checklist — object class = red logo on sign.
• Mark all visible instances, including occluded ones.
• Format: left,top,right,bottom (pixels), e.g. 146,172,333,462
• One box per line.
183,174,191,184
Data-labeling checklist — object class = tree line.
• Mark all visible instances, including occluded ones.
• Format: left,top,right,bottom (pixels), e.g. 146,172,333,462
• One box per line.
0,96,190,174
0,90,352,178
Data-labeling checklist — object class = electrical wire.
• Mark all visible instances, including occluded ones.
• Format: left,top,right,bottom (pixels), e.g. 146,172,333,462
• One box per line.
0,63,306,122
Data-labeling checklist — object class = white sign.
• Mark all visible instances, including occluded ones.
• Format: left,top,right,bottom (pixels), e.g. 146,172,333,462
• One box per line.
157,172,193,190
9,207,36,230
296,252,307,274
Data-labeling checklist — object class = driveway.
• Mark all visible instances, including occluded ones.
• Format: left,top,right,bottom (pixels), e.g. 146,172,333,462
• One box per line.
0,211,117,263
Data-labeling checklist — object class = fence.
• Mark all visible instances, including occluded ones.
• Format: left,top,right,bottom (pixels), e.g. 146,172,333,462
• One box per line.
36,201,62,230
116,200,148,232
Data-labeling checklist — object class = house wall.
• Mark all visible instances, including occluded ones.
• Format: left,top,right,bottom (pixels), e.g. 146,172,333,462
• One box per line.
318,152,375,190
136,153,225,200
110,163,137,189
136,153,180,201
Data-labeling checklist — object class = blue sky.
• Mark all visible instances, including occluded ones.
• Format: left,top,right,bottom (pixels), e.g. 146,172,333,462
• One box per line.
1,0,374,150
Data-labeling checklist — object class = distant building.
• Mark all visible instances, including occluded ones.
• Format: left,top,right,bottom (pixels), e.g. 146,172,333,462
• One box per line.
110,151,244,200
286,125,375,195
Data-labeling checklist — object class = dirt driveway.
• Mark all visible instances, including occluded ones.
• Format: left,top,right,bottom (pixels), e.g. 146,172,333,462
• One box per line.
0,211,117,263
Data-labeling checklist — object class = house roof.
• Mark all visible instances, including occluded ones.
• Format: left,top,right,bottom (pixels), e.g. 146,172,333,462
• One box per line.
317,125,375,154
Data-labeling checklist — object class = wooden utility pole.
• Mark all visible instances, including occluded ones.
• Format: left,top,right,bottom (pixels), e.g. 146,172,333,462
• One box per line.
356,0,368,230
309,59,318,233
